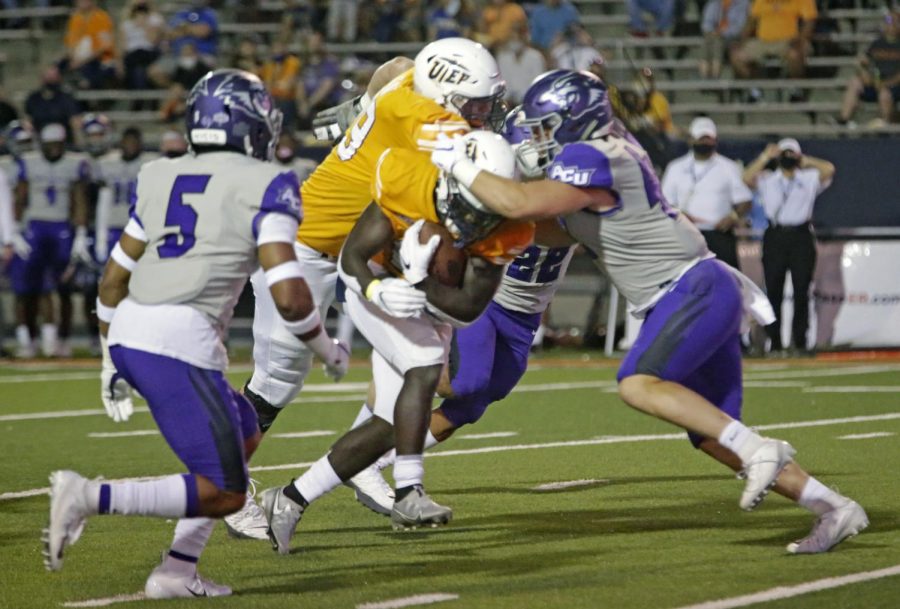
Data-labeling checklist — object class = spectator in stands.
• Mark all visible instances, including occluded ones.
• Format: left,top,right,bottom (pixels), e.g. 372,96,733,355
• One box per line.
837,10,900,128
62,0,115,90
261,40,301,130
297,32,340,127
158,44,211,123
700,0,750,78
280,0,317,42
150,0,218,86
661,117,753,269
159,129,187,158
743,138,834,355
627,0,675,38
118,0,165,104
398,0,426,42
530,0,581,51
731,0,817,99
327,0,359,43
0,88,18,131
274,130,317,184
427,0,475,40
616,69,677,168
496,29,546,104
369,0,403,43
24,66,82,143
551,22,602,71
232,35,262,75
478,0,528,49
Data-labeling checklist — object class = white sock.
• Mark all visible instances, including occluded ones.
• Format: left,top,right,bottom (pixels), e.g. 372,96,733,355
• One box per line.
101,474,190,518
349,403,373,430
40,323,57,356
798,477,847,516
717,421,765,464
165,517,216,571
373,432,439,471
394,454,424,489
15,324,31,349
293,455,342,504
424,430,440,450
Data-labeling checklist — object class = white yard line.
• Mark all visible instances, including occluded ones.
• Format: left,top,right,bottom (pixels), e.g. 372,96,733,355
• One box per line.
357,593,459,609
457,432,518,440
838,432,895,440
61,593,146,607
744,365,900,380
269,430,335,439
532,479,608,491
87,430,158,438
803,385,900,393
671,564,900,609
0,408,149,422
4,411,899,501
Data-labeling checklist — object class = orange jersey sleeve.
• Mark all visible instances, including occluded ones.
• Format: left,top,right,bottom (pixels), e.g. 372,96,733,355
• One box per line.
298,70,469,257
467,220,535,265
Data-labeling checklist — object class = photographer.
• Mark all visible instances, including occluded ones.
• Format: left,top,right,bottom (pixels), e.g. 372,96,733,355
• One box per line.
743,139,835,355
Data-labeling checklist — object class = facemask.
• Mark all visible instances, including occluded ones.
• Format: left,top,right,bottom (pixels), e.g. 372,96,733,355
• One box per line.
692,143,715,156
779,154,800,170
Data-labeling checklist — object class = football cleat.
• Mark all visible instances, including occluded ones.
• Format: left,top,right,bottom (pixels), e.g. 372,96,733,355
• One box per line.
345,464,395,517
43,470,95,571
260,487,305,555
145,564,232,599
391,485,452,531
738,439,795,511
224,479,269,540
787,500,869,554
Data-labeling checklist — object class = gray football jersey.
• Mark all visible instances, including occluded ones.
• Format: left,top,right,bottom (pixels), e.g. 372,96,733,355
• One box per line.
548,134,708,309
0,156,19,185
128,152,302,331
17,150,90,223
97,151,157,229
494,244,576,314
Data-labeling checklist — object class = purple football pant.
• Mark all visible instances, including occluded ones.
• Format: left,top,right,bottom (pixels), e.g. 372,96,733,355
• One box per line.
8,220,72,295
110,345,258,492
617,259,744,447
441,301,542,428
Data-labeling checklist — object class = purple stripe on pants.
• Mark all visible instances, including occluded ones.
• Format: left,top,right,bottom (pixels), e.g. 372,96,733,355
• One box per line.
617,259,744,447
109,345,258,492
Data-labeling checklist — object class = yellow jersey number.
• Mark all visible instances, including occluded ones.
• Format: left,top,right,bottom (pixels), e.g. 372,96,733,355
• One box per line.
336,100,376,162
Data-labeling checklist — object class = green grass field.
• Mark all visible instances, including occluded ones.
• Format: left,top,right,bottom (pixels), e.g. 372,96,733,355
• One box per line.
2,356,899,609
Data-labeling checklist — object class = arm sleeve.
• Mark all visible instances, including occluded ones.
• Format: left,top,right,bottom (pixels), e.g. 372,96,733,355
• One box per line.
256,212,299,246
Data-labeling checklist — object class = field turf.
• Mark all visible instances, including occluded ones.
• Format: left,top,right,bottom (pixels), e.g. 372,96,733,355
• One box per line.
1,355,899,609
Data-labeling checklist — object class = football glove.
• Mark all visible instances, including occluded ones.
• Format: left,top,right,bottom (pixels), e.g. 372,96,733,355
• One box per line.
312,95,365,142
366,277,426,318
70,226,93,265
430,133,468,175
399,219,441,285
10,224,32,259
100,335,134,422
322,339,351,382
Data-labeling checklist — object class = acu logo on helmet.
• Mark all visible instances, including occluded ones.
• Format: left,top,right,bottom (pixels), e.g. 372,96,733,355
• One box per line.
427,55,473,86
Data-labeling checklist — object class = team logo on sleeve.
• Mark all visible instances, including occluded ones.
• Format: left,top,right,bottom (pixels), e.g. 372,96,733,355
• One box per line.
277,184,301,214
549,163,595,186
538,74,607,119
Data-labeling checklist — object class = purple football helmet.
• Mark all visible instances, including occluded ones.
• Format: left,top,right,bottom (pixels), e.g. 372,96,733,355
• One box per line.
3,120,34,156
518,69,614,169
501,105,529,145
81,113,113,156
186,69,282,161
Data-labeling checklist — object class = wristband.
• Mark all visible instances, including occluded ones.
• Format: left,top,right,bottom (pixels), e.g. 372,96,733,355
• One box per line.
265,260,304,286
110,242,137,272
281,306,321,336
451,158,481,189
365,279,382,301
95,297,116,323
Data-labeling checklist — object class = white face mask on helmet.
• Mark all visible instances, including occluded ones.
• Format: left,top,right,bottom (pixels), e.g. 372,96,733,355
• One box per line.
436,130,516,246
414,37,507,128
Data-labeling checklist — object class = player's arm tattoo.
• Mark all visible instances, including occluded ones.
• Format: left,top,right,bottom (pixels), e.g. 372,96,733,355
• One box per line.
419,257,504,323
340,202,396,295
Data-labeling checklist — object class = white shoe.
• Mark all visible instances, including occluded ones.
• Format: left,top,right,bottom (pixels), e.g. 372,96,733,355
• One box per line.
787,500,869,554
345,463,395,516
145,565,232,599
259,487,305,555
224,479,269,540
738,439,795,511
43,470,95,571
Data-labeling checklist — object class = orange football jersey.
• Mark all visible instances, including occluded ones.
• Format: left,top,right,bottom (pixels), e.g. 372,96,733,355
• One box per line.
298,70,469,257
372,148,534,271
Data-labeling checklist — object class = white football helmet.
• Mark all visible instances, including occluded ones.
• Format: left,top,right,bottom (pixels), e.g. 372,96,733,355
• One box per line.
436,131,515,245
414,38,506,128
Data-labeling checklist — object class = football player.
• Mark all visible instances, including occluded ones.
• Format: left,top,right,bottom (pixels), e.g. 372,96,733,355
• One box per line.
348,109,578,515
432,69,868,554
42,70,349,598
259,131,533,553
9,123,91,358
224,38,505,539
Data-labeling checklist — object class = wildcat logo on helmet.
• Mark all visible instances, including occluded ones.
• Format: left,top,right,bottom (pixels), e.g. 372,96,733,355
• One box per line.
427,56,474,86
538,74,606,119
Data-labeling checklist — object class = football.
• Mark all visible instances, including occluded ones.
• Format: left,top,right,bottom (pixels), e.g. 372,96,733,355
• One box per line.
419,221,468,288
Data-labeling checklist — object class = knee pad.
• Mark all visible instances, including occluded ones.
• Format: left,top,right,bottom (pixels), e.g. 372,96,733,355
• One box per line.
248,342,313,408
